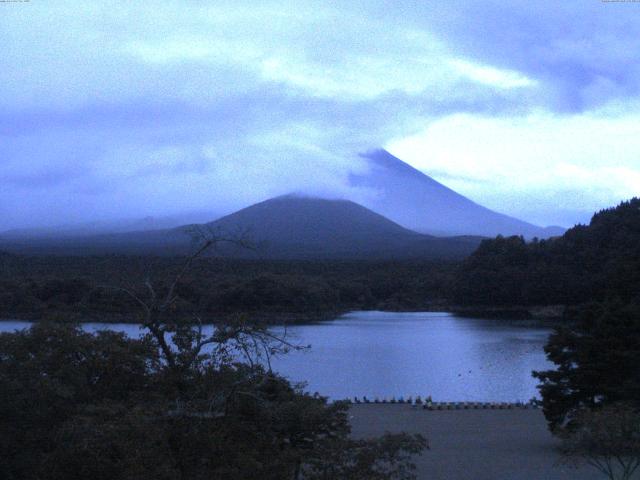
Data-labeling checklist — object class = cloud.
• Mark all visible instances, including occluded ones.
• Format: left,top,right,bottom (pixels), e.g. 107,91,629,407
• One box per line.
448,59,536,90
0,0,638,230
386,105,640,226
404,0,640,112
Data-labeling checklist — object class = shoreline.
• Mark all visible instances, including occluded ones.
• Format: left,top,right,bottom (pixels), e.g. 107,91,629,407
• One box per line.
0,309,345,325
0,305,567,326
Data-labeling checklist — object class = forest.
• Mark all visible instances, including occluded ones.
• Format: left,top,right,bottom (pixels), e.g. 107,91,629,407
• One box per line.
1,199,639,323
0,255,455,323
452,198,640,307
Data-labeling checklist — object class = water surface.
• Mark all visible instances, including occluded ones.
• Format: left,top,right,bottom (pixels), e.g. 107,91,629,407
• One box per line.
0,311,553,402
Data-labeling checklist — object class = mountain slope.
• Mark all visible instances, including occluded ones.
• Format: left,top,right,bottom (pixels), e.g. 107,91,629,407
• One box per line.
196,195,480,259
0,211,223,240
0,196,481,259
351,149,564,238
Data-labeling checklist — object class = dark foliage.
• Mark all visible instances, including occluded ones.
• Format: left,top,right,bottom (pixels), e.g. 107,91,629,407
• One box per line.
0,322,426,480
533,301,640,431
452,198,640,307
0,256,455,322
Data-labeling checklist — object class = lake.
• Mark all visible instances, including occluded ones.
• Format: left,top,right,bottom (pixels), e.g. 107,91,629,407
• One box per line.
0,311,553,402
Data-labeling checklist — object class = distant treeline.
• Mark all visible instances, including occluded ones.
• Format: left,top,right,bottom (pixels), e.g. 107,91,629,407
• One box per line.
2,198,638,322
0,254,456,322
452,198,640,307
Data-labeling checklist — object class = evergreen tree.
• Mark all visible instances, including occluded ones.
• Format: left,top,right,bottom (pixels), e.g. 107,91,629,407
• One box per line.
533,302,640,430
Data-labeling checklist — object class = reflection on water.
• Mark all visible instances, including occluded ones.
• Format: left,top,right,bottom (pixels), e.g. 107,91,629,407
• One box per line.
0,311,553,402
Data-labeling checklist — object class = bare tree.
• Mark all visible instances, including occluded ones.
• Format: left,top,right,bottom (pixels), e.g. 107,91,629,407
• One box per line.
100,226,303,373
561,403,640,480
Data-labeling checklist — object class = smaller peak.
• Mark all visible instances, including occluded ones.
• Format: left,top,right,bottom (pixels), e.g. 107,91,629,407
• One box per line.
271,192,304,200
270,192,354,205
259,193,318,205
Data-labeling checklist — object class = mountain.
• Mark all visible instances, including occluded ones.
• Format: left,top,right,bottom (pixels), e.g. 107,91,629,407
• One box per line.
1,150,564,244
196,195,481,259
0,196,481,259
351,149,565,238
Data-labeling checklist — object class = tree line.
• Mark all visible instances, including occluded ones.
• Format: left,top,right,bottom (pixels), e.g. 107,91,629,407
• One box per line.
0,255,455,323
452,198,640,307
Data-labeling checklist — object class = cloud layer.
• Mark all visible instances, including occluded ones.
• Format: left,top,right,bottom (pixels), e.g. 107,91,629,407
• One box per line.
1,1,639,230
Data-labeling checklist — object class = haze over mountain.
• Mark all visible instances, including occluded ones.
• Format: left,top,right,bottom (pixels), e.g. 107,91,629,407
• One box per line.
0,196,481,260
1,149,565,243
0,211,223,240
352,150,565,239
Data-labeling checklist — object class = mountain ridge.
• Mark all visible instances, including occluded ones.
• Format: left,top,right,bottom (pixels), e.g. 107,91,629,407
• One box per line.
179,195,481,259
352,149,565,239
0,195,481,259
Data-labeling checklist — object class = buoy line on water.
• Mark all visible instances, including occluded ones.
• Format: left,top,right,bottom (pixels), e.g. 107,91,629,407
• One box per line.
344,397,541,410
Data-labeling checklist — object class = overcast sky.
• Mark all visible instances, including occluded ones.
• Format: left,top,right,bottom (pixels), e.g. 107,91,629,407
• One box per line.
2,0,639,230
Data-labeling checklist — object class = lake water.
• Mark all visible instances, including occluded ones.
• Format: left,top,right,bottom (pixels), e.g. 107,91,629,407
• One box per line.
0,311,553,402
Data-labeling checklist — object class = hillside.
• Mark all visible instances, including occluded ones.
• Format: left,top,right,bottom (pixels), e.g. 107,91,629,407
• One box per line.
352,149,564,238
0,196,481,260
0,211,222,239
451,198,640,306
194,195,481,259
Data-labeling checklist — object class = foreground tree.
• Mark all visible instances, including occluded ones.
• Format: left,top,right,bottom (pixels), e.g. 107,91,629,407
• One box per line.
534,301,640,479
0,232,426,479
533,301,640,431
560,403,640,480
0,321,426,480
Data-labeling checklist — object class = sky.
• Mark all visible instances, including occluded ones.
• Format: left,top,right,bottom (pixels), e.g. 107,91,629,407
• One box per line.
1,0,639,231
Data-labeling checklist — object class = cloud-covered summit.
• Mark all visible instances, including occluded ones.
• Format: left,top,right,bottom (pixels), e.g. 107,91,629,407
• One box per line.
1,1,638,230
